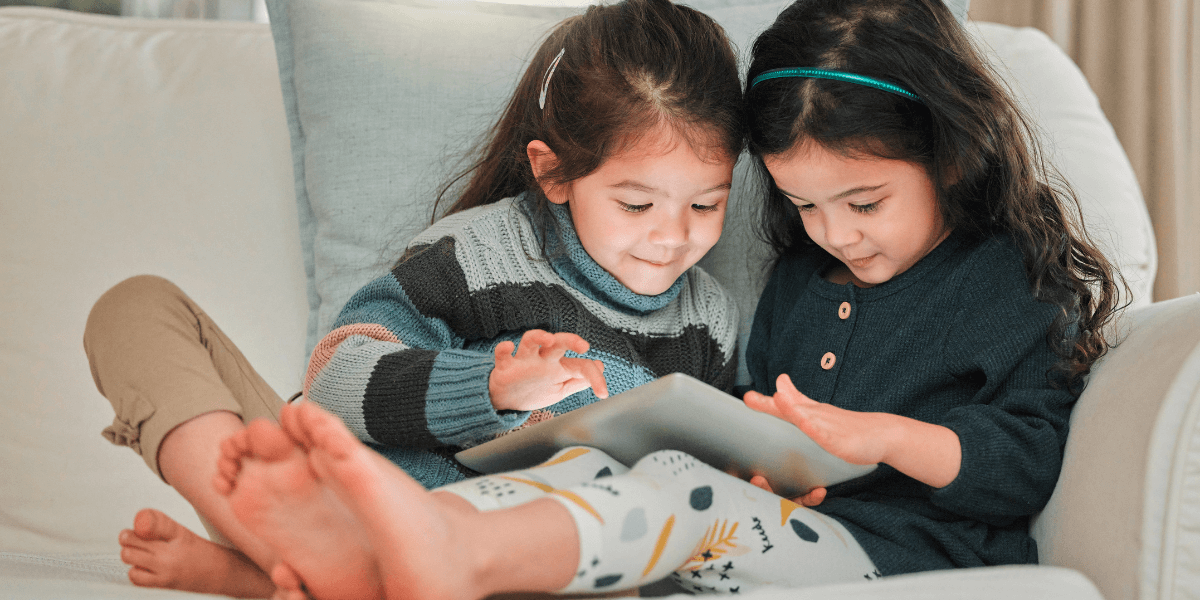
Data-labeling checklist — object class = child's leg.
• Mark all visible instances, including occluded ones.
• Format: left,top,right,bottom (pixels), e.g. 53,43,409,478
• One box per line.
83,275,286,595
264,402,873,598
538,450,879,595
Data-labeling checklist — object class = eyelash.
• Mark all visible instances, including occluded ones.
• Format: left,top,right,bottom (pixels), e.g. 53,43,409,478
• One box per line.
852,201,881,214
618,203,722,214
796,201,881,214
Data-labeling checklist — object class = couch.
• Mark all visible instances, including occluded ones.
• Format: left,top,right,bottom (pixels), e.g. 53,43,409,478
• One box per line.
1,1,1196,599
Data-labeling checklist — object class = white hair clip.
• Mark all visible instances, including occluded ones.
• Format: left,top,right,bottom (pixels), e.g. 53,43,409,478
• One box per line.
539,48,566,111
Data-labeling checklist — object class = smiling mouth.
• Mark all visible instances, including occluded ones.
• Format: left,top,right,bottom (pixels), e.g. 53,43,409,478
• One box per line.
639,258,673,267
847,255,876,268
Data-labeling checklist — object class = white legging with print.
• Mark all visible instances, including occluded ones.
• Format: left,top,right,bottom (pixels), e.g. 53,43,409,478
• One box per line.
438,446,879,595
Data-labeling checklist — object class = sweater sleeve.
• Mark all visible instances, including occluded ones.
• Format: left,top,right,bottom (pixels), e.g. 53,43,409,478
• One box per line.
303,238,528,450
927,241,1076,524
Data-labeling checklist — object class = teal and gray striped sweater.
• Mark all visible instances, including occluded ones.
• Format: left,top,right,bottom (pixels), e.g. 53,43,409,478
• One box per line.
303,195,739,489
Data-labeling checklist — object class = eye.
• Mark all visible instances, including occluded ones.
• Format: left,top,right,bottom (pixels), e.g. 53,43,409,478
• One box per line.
796,203,816,214
692,203,721,213
619,202,651,213
851,201,881,214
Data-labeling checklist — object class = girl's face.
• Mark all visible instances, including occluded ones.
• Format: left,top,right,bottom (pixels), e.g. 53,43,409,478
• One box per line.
763,142,950,286
532,126,734,296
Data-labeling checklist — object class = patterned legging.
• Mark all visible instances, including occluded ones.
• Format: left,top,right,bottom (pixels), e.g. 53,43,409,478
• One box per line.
437,446,879,595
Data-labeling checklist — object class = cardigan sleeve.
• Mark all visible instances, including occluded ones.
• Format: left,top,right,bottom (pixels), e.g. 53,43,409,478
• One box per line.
927,240,1076,524
303,238,528,450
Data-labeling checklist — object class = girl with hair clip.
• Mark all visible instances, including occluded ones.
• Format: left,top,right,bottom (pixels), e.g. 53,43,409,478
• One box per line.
200,0,1127,598
83,0,742,597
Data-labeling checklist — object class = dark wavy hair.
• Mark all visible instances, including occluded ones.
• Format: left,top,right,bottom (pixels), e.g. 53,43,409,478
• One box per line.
745,0,1126,392
433,0,743,233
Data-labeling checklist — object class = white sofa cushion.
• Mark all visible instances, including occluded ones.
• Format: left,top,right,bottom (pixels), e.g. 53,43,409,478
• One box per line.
0,7,306,553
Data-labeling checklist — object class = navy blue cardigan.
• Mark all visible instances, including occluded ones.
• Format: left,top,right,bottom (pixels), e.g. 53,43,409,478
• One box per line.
743,232,1075,575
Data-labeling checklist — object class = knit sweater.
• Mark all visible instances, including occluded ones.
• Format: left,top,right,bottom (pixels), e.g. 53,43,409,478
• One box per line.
304,196,739,489
743,231,1075,576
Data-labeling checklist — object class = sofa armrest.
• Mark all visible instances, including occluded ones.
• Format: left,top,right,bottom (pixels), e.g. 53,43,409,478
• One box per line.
1032,294,1200,600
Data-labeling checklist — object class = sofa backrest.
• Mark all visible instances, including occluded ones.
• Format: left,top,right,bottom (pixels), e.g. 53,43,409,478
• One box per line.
0,7,306,553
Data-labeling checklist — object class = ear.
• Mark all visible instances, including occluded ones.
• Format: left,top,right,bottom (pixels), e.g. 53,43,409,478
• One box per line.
527,140,569,205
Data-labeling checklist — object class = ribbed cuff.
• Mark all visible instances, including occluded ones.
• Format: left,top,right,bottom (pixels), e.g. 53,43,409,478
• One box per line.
424,349,528,445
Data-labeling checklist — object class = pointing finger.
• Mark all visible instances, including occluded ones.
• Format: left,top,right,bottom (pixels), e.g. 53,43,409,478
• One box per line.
515,330,553,359
562,357,608,398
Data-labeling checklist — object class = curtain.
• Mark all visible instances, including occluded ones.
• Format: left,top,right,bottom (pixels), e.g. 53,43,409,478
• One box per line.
970,0,1199,301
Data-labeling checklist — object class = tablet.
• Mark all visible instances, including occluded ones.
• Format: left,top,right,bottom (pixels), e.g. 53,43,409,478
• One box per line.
455,373,876,498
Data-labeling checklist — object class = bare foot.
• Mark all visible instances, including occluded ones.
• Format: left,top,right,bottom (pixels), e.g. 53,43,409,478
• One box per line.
117,508,274,598
280,402,577,600
215,418,383,600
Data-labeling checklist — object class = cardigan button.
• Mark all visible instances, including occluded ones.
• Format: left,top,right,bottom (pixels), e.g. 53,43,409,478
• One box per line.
821,352,836,370
838,302,851,319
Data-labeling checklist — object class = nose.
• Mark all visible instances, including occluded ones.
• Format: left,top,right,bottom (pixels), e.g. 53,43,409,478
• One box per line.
648,210,688,248
820,211,861,249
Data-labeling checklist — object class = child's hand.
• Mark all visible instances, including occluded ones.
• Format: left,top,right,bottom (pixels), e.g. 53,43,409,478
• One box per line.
489,329,609,412
743,374,893,467
748,474,827,507
745,374,963,488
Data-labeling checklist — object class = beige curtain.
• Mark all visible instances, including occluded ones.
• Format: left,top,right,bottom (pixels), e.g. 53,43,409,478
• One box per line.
970,0,1200,301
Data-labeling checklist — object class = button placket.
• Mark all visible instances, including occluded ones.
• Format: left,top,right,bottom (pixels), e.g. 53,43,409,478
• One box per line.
819,289,856,385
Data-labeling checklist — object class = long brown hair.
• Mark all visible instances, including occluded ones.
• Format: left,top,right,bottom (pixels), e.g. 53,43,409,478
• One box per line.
432,0,743,234
745,0,1126,392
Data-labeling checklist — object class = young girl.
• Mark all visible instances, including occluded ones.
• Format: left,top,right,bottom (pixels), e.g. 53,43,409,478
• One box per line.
211,0,1125,597
82,0,742,596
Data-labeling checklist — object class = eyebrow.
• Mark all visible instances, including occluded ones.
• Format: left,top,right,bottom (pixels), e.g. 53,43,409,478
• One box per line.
610,181,732,196
779,183,886,204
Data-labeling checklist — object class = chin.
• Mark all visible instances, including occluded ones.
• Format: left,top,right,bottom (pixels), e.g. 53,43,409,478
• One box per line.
850,267,891,286
624,279,675,296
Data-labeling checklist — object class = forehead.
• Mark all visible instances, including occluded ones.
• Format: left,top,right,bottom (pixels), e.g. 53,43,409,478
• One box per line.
609,122,735,167
764,142,888,181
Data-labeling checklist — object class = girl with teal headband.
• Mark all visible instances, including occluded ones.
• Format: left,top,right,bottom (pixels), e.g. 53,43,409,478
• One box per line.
193,0,1125,598
741,0,1125,579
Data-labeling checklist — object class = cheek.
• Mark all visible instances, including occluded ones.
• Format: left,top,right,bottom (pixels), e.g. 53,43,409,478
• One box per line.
695,217,724,249
798,213,823,239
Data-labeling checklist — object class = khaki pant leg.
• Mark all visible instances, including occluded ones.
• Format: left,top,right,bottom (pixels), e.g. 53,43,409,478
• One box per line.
83,275,285,480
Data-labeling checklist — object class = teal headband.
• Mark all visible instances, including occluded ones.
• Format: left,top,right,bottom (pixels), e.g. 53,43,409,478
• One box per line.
751,68,924,105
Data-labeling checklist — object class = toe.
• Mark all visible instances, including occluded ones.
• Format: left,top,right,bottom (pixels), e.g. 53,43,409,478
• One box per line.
119,529,150,551
127,566,162,588
221,430,250,460
270,561,304,592
245,419,296,462
280,404,313,450
132,508,178,541
297,402,355,460
213,472,234,495
121,545,159,571
217,451,242,482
